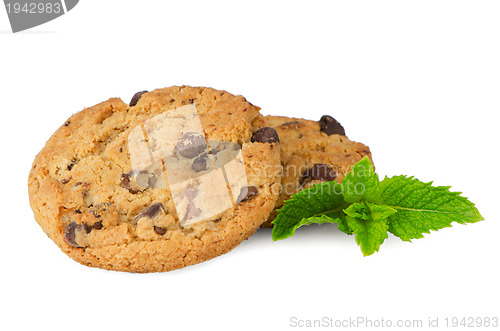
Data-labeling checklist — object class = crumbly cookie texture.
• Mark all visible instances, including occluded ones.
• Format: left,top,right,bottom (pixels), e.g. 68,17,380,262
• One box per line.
262,115,372,227
28,86,281,272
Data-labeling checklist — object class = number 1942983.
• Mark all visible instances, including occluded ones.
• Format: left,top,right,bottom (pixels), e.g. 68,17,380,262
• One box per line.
6,2,62,14
444,317,498,328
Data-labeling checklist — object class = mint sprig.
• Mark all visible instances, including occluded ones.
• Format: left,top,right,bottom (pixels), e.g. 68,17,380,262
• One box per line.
271,157,484,256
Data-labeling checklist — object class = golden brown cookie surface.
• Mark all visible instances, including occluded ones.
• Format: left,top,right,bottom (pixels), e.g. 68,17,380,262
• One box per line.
28,86,281,272
263,115,372,227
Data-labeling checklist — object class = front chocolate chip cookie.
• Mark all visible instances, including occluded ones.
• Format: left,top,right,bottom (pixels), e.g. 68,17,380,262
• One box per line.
28,86,282,273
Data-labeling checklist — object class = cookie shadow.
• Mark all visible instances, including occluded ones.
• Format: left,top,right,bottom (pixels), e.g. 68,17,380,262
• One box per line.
251,222,348,244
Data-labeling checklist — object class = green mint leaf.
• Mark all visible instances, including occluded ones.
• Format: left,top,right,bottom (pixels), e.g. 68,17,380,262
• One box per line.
374,175,484,241
272,157,483,256
272,181,351,240
342,157,379,203
344,202,397,256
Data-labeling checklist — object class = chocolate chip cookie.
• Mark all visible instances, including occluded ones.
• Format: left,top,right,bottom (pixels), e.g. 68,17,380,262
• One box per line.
28,86,281,272
262,115,372,227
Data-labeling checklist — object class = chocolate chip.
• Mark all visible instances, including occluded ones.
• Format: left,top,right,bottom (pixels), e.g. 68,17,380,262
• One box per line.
120,172,139,194
182,188,198,200
64,222,90,248
319,115,345,136
129,90,148,107
154,226,167,235
309,163,337,182
93,221,103,230
251,127,280,144
175,132,207,158
134,202,165,223
192,154,208,172
236,186,258,203
185,203,201,220
189,98,195,104
75,182,90,189
64,223,79,247
120,172,132,186
90,203,111,219
211,149,222,155
60,178,70,184
64,121,70,126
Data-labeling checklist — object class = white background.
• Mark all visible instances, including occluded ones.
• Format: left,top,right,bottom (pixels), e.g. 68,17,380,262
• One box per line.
1,1,499,330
